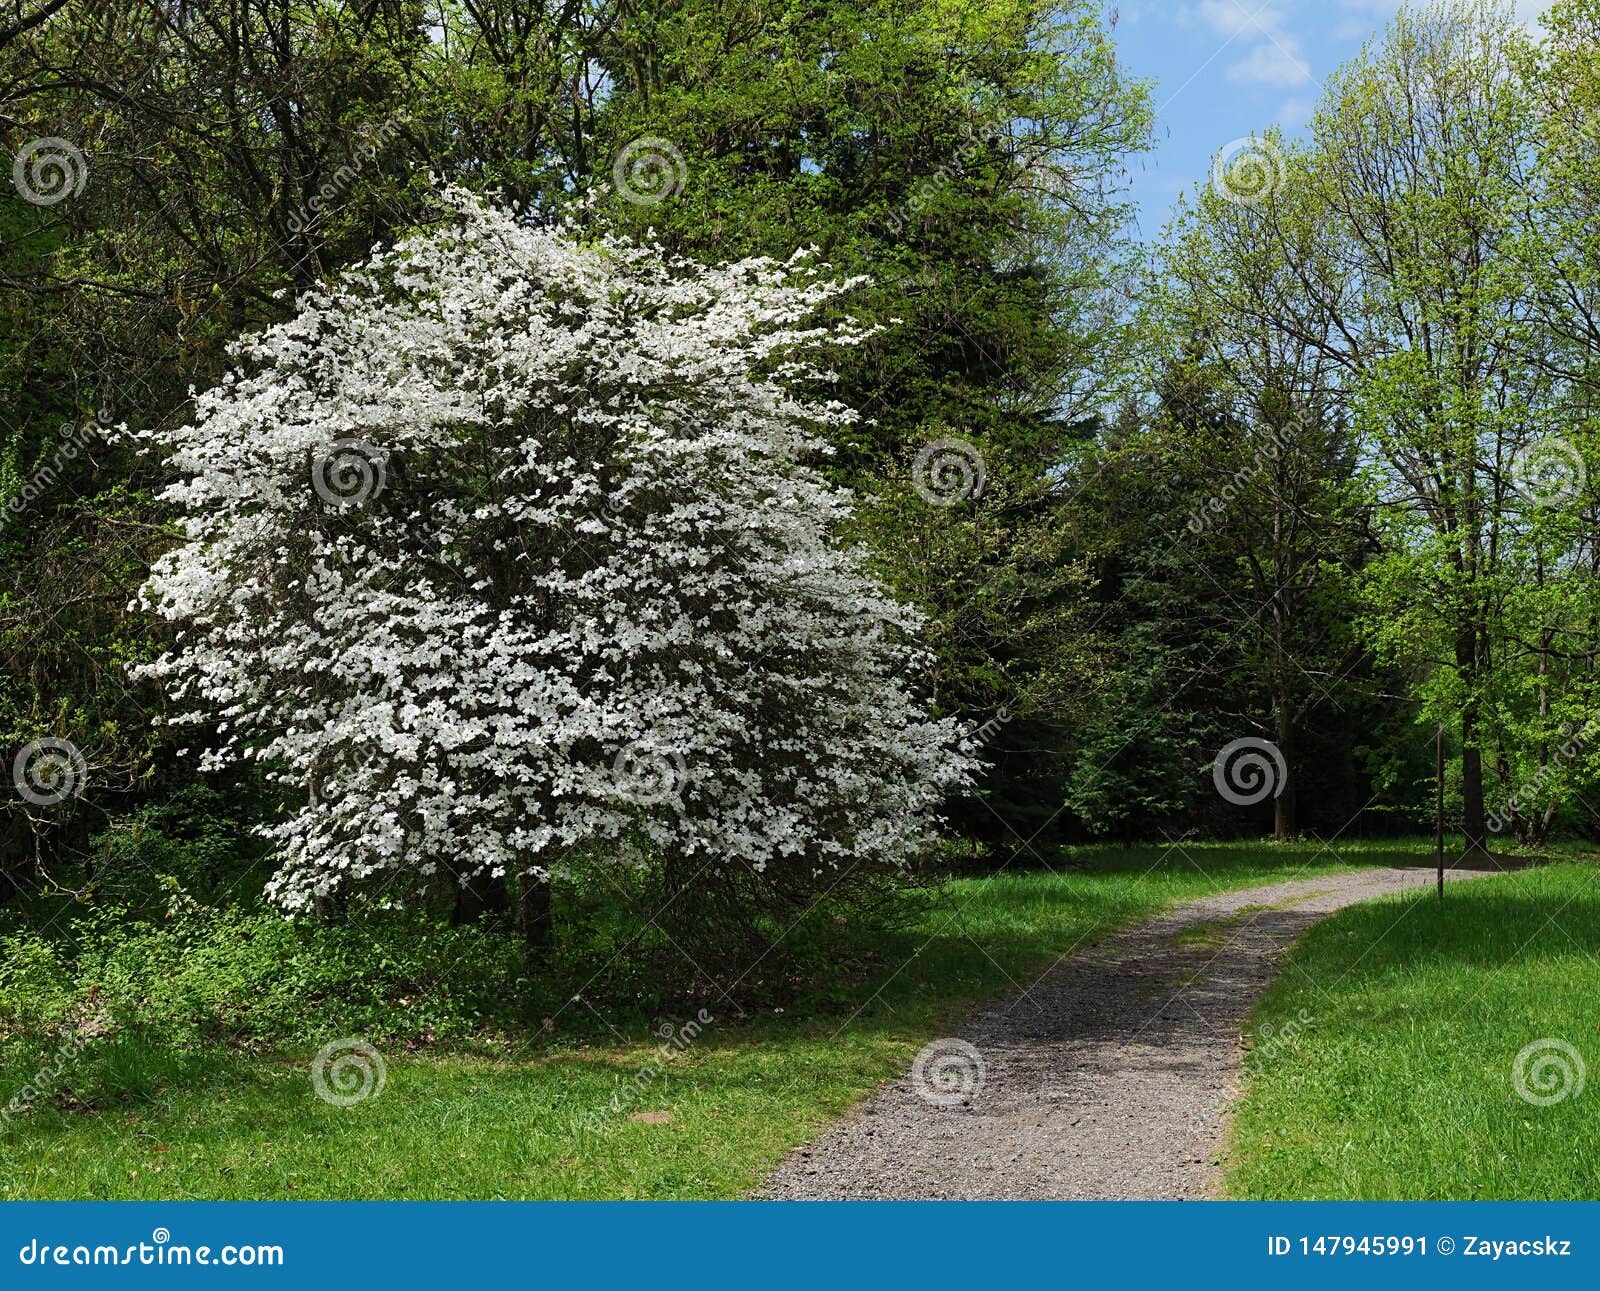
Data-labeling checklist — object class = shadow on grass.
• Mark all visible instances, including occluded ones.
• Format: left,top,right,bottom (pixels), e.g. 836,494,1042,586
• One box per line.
1281,866,1600,973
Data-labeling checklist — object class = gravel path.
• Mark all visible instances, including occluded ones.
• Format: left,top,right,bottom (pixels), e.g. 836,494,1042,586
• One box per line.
760,864,1491,1200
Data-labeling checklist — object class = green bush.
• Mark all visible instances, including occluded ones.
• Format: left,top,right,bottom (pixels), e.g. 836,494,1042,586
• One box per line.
0,894,529,1119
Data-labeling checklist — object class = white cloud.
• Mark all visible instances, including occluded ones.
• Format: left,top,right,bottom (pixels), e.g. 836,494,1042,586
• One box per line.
1228,37,1313,87
1275,95,1316,129
1189,0,1313,88
1196,0,1277,38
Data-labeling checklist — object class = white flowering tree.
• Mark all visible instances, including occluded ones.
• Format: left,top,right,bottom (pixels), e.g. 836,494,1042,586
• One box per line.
134,188,973,952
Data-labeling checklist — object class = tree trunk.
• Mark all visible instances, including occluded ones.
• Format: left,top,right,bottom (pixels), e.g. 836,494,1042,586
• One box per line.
453,869,509,926
1272,701,1296,841
0,807,34,904
1533,799,1558,848
307,759,345,922
518,874,552,959
1456,624,1491,860
1460,709,1490,859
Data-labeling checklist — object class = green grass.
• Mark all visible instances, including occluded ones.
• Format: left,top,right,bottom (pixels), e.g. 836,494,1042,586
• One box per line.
1227,858,1600,1200
0,838,1429,1199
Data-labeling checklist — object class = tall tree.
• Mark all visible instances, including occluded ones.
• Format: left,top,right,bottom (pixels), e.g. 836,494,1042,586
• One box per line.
588,0,1152,854
1240,1,1545,855
1153,138,1371,840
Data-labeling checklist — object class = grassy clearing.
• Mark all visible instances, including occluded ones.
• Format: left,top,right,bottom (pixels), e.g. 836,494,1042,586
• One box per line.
1227,857,1600,1200
0,838,1419,1200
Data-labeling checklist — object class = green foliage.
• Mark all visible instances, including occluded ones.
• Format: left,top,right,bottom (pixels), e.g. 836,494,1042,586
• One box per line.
1060,637,1201,838
0,900,527,1077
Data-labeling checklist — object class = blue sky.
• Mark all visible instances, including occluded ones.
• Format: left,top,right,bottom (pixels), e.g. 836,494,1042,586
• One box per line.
1108,0,1554,238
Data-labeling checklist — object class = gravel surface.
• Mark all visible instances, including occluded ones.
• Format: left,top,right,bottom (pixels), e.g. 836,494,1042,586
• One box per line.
759,864,1491,1200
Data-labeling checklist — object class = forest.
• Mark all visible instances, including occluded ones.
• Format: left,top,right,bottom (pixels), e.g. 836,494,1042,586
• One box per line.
0,0,1598,1203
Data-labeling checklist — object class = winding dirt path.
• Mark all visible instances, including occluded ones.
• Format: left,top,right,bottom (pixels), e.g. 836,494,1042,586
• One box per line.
760,864,1491,1200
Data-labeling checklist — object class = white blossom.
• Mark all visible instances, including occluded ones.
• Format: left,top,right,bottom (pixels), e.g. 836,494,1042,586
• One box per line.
132,188,975,912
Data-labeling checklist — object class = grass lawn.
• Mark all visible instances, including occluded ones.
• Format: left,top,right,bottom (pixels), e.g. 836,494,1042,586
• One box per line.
0,838,1416,1200
1227,857,1600,1200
